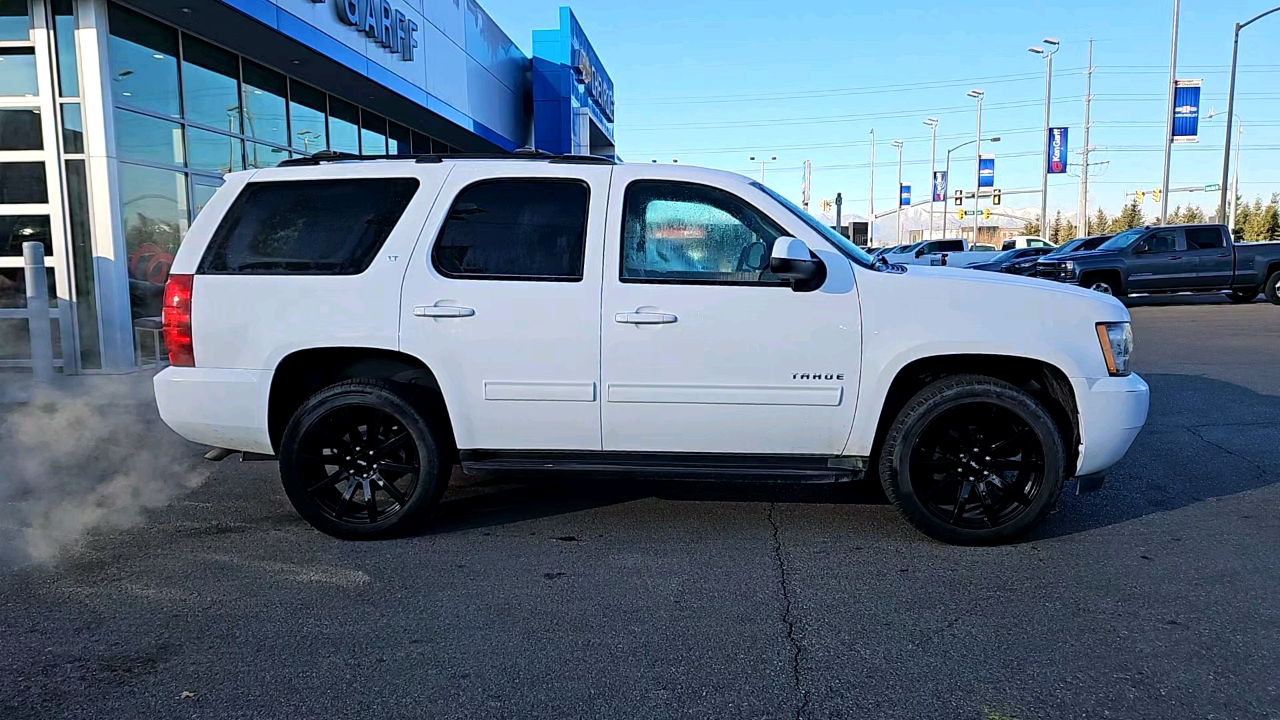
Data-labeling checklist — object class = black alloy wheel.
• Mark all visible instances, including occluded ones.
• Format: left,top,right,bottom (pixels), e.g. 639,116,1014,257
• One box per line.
879,375,1066,545
279,379,450,539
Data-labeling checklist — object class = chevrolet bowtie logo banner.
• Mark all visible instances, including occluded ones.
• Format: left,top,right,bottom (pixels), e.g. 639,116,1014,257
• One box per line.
978,155,995,188
1172,79,1201,144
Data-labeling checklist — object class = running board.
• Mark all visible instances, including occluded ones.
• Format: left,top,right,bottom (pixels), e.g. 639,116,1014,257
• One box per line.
459,450,866,481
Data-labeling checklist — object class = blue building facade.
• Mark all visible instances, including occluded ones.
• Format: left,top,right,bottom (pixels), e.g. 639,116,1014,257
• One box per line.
532,7,615,158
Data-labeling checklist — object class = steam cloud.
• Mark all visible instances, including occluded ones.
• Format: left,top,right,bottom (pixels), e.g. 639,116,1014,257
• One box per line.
0,380,208,566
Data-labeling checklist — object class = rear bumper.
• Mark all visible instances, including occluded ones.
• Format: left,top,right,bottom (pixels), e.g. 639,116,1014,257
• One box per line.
154,367,275,454
1071,373,1149,477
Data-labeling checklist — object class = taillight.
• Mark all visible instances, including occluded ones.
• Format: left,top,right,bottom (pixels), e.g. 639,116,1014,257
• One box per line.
161,273,194,366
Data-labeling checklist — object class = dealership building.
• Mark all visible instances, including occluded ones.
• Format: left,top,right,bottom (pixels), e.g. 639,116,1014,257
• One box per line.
0,0,614,373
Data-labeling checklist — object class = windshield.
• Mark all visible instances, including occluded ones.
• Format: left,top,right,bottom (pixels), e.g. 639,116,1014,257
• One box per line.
889,243,920,254
1047,239,1081,255
1097,228,1144,251
990,249,1022,263
752,181,875,267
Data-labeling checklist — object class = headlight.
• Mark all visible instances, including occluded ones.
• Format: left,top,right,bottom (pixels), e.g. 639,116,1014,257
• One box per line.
1095,322,1133,376
1063,260,1076,275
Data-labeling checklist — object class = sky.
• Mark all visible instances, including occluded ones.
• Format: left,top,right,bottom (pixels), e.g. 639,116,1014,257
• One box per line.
484,0,1280,224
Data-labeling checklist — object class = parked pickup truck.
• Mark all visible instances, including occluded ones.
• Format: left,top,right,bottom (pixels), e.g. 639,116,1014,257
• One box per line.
1036,223,1280,303
153,153,1149,546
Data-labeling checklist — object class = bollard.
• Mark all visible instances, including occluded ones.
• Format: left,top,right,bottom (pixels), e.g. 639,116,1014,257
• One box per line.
23,241,55,383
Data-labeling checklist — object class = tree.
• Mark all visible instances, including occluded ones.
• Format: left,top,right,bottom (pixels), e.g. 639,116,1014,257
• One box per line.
1232,194,1253,237
1263,194,1280,240
1020,220,1040,237
1244,197,1267,241
1056,219,1077,243
1182,205,1207,223
1049,211,1063,242
1167,205,1184,224
1089,208,1111,235
1109,196,1145,232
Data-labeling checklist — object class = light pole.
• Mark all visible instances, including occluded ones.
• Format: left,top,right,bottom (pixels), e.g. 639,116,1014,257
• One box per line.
1217,6,1280,223
1029,37,1059,238
943,136,1000,238
868,128,875,246
923,117,939,239
967,89,984,243
891,140,904,245
1159,0,1181,223
749,155,777,183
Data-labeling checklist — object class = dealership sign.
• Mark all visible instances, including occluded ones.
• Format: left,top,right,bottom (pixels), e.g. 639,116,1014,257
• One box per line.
1047,127,1068,174
900,183,911,206
978,154,995,188
331,0,420,61
570,36,614,122
932,171,947,202
1172,79,1201,143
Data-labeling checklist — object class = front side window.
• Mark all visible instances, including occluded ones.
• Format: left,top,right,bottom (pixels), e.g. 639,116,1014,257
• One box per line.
199,178,419,274
1185,227,1226,250
1139,230,1177,254
621,181,785,284
432,179,589,281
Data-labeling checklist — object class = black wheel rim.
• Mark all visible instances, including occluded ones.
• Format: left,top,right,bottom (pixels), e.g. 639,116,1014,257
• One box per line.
296,406,420,525
908,401,1045,530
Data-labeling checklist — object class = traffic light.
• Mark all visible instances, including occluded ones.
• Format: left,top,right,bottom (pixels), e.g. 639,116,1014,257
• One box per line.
982,208,991,220
1136,190,1145,202
992,190,1002,206
956,208,965,220
954,190,963,206
820,199,832,212
1152,189,1161,203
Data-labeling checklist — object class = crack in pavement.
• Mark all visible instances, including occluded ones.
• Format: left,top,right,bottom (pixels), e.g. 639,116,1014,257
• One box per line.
767,500,810,720
1184,426,1270,481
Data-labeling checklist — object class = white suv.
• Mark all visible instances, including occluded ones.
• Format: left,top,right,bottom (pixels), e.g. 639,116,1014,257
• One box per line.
154,153,1148,545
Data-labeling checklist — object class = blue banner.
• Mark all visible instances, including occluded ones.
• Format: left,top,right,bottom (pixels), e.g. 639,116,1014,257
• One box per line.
1172,80,1201,143
978,155,995,188
932,171,947,202
899,183,911,206
1048,127,1068,174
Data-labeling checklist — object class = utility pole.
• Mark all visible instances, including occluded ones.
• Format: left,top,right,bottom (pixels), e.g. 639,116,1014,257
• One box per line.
968,89,985,243
923,118,939,239
868,128,875,246
1029,38,1059,238
801,159,812,211
1159,0,1180,224
891,140,904,245
1078,38,1093,236
1216,6,1280,223
835,192,843,233
1229,121,1242,231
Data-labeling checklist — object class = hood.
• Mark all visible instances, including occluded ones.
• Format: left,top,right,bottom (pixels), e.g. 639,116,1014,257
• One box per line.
1043,249,1120,263
900,263,1128,317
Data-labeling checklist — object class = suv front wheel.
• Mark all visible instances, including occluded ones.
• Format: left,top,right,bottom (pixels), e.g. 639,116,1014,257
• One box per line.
878,375,1067,545
279,379,451,539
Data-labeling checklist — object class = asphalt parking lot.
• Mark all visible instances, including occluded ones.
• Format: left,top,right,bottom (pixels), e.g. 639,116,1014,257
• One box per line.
1,298,1277,720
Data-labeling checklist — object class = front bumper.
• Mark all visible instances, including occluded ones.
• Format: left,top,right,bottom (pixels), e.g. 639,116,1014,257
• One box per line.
1071,373,1149,477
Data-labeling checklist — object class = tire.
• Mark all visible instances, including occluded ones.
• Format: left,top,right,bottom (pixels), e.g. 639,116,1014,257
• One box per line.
1082,276,1120,297
1226,289,1259,304
1265,270,1280,305
878,375,1067,546
279,379,451,540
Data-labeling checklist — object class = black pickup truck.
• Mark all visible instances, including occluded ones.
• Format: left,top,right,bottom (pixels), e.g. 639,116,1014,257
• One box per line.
1036,223,1280,304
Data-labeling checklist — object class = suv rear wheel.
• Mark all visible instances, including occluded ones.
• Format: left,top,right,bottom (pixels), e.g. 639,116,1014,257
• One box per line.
279,379,451,539
878,375,1066,545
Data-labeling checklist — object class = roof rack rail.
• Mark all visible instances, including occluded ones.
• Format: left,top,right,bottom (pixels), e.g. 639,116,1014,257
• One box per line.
277,150,615,168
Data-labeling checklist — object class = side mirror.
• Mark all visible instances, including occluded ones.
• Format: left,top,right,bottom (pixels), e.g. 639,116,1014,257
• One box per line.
914,248,926,258
770,236,825,291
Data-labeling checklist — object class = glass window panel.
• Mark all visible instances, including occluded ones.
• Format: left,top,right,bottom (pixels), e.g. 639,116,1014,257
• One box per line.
0,107,41,150
65,159,100,369
432,180,589,281
241,60,287,147
61,102,83,153
113,108,184,166
327,97,359,154
118,162,188,320
186,126,242,173
411,130,431,155
0,316,63,361
360,111,387,155
0,0,28,41
191,176,222,218
52,0,78,97
107,4,179,117
0,48,38,97
0,267,57,308
181,34,240,133
288,80,326,153
245,141,288,169
0,162,47,203
388,122,411,155
0,214,50,256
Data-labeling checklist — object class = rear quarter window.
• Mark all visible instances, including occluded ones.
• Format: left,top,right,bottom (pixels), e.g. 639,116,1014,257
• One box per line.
198,178,419,274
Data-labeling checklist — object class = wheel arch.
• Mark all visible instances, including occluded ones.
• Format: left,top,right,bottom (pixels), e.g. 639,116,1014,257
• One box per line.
267,347,453,454
861,353,1080,479
1078,268,1124,295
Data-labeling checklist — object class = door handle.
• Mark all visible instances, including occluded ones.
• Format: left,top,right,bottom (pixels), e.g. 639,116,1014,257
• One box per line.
1217,253,1230,257
413,304,475,318
614,311,677,325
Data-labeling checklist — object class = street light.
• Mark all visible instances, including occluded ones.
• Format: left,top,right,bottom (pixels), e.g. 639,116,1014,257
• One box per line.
1207,109,1246,230
967,89,985,243
749,155,777,183
1029,37,1059,238
1217,5,1280,223
891,140,904,245
943,136,1000,238
923,117,939,239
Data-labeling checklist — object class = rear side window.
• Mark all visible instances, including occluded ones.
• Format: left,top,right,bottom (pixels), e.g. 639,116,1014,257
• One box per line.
1185,227,1226,250
935,240,964,252
432,179,589,281
199,178,419,274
